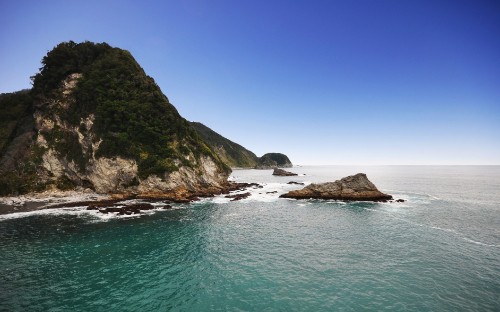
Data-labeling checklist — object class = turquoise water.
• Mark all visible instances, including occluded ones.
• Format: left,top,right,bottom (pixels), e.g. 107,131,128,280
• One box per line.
1,166,499,311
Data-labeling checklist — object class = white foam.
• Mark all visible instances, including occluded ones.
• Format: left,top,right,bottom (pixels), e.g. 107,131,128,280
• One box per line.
0,181,303,219
383,189,441,201
0,206,90,221
0,203,181,222
209,182,303,204
297,203,312,207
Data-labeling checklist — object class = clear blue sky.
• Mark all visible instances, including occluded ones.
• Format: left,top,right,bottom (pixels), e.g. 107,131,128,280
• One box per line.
1,0,499,165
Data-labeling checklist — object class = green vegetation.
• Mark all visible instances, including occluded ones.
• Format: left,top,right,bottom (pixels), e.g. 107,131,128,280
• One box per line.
32,41,111,97
0,90,33,154
31,41,230,179
0,144,47,196
190,122,258,168
40,125,87,171
0,90,44,195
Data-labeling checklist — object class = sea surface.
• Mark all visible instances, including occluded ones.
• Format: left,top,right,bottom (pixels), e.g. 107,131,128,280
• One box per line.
1,166,499,311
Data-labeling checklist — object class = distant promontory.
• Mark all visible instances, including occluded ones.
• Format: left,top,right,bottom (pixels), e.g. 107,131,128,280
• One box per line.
190,122,258,168
190,123,293,170
255,153,293,169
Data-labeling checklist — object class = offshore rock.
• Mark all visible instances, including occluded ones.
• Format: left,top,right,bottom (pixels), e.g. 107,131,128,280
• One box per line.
280,173,392,201
272,168,298,176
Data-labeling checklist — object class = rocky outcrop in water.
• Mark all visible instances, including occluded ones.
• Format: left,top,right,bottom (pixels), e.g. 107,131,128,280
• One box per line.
272,168,298,176
225,192,251,201
280,173,392,201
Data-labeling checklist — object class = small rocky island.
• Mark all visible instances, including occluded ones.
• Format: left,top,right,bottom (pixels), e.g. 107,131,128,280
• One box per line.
272,168,298,176
255,153,292,169
280,173,392,201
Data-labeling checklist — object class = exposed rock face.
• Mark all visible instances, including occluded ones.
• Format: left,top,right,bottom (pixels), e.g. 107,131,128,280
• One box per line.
135,156,228,195
272,168,298,176
87,157,138,193
28,74,229,195
0,41,230,197
280,173,392,201
255,153,292,169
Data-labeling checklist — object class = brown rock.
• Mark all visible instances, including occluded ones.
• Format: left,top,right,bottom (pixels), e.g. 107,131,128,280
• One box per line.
272,168,298,176
280,173,392,201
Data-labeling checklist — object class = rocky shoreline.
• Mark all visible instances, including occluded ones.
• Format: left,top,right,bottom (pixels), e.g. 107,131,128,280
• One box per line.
0,182,264,215
0,172,406,216
0,190,108,215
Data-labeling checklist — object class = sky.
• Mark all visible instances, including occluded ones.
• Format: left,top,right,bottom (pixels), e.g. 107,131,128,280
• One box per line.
1,0,499,165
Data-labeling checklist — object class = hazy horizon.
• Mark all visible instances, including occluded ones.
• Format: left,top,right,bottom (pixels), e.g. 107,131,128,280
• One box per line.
1,0,499,165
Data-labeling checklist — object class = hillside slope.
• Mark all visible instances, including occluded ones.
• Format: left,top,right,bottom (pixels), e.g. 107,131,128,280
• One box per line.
255,153,293,169
190,122,258,168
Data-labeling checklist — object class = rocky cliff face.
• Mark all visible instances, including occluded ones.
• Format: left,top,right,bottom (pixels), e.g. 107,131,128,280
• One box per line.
255,153,293,169
280,173,392,201
0,41,230,196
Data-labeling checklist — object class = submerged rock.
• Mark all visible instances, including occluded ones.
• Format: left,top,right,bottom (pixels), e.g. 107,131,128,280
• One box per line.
272,168,298,176
280,173,392,201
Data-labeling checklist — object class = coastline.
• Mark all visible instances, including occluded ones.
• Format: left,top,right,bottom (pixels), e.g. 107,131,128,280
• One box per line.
0,190,109,215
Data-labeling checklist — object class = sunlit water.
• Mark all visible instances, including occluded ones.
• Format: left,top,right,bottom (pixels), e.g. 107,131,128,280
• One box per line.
1,166,499,311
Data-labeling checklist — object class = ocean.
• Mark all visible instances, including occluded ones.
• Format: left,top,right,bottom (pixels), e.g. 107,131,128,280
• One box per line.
1,166,499,311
